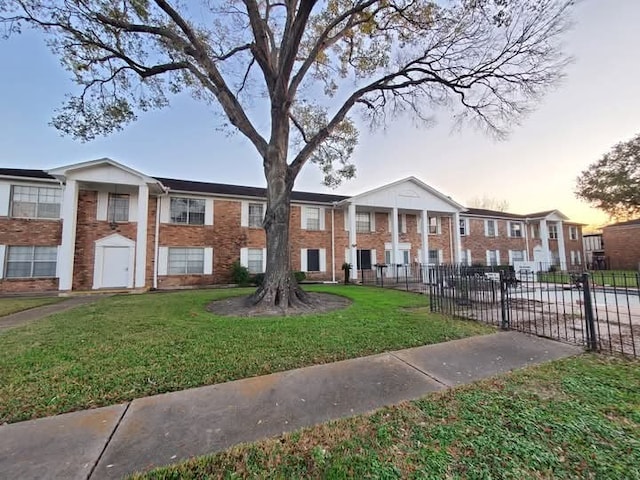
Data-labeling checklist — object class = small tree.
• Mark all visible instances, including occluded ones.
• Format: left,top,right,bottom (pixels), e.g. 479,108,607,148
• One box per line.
1,0,574,310
576,133,640,220
467,196,510,212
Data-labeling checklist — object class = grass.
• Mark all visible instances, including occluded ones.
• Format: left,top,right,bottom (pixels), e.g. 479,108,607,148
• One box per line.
0,296,64,317
134,354,640,480
0,285,492,424
538,270,639,288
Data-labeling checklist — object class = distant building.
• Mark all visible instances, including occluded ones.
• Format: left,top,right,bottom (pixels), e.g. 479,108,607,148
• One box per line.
583,232,606,269
602,219,640,271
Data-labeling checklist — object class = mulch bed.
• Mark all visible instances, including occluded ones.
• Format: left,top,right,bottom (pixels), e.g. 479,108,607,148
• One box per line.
207,292,352,317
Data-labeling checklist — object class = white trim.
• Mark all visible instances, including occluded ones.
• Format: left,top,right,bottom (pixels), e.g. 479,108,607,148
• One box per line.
301,248,308,272
135,185,148,288
96,191,108,221
58,179,78,290
262,248,267,273
369,211,376,232
0,244,5,279
240,200,249,227
0,183,11,216
204,247,213,275
240,247,249,268
158,247,168,275
319,248,327,272
160,195,171,223
371,249,377,266
47,157,161,187
93,234,136,289
205,198,214,226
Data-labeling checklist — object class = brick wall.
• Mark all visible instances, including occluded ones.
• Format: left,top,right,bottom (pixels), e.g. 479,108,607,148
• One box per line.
0,217,62,293
603,224,640,270
72,190,138,290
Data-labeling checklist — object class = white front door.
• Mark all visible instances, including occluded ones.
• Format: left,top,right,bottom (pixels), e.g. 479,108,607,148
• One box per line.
101,246,130,288
533,246,545,267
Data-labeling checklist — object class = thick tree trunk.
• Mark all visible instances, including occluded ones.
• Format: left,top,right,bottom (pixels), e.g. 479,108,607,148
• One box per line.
249,147,310,311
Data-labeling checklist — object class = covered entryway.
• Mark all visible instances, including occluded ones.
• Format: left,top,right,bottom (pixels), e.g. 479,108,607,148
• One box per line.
93,234,136,289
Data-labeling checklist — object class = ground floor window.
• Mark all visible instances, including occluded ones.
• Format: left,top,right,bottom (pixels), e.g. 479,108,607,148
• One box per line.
168,248,205,275
306,249,320,272
570,250,582,266
248,248,264,274
428,249,440,265
510,250,525,263
460,249,471,266
5,245,57,278
487,250,500,266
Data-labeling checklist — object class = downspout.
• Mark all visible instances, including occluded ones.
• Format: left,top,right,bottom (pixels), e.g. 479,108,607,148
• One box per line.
331,202,336,283
449,216,454,263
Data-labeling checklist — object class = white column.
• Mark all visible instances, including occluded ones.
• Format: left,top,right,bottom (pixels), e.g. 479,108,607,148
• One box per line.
540,219,551,266
135,184,149,288
453,212,462,264
421,209,429,283
556,221,566,270
348,203,358,280
58,179,78,291
391,207,399,266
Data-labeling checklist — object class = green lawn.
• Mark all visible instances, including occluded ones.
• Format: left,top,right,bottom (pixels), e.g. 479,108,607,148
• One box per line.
0,285,492,424
135,354,640,480
538,270,639,288
0,296,64,317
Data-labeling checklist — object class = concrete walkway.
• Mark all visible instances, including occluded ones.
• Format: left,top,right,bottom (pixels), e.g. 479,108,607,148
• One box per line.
0,331,582,480
0,296,107,332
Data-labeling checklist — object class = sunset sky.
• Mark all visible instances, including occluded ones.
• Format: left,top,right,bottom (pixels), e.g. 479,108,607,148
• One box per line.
1,0,638,231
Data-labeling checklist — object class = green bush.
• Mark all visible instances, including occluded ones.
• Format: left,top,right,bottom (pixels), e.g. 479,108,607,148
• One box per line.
293,271,306,283
230,261,250,286
252,273,265,286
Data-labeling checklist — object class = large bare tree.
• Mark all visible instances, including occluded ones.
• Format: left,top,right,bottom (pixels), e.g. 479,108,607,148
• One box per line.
1,0,573,310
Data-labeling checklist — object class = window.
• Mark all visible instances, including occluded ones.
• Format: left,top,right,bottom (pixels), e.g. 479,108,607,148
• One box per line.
428,217,439,234
247,248,264,274
460,250,471,266
107,194,129,222
356,249,372,269
170,197,205,225
510,250,525,263
306,249,320,272
168,248,204,275
305,207,321,230
548,224,558,239
356,212,371,233
569,226,578,240
5,246,57,278
570,250,582,266
509,222,523,238
485,219,497,237
531,224,539,239
459,218,468,236
428,249,439,265
10,185,61,219
487,250,499,266
248,203,264,228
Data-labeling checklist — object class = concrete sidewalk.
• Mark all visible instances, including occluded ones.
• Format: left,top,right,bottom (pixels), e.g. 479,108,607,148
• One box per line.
0,296,108,332
0,331,582,480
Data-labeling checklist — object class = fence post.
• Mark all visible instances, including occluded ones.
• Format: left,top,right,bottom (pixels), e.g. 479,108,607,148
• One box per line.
582,273,598,351
499,270,509,330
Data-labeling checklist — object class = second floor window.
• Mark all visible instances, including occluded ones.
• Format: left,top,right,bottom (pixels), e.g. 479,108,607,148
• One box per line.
509,222,523,238
108,194,129,222
170,197,205,225
459,218,468,236
548,224,558,239
485,219,497,237
11,185,61,219
306,207,320,230
248,203,264,228
569,226,578,240
356,212,371,233
428,217,439,234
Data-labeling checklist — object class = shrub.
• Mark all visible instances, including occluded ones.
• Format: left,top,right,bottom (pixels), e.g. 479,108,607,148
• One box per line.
252,273,265,286
230,261,250,286
293,271,306,283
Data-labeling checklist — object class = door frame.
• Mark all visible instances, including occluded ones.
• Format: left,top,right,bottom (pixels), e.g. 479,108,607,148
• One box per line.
93,234,136,289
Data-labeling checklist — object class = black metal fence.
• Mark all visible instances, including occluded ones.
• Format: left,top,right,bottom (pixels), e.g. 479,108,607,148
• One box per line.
428,265,640,358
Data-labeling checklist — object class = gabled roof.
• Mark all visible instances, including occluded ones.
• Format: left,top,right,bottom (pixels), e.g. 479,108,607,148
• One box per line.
155,176,348,204
605,218,640,228
47,157,160,185
339,176,466,211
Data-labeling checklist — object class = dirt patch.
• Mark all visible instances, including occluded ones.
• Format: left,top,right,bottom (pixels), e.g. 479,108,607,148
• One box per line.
207,292,352,317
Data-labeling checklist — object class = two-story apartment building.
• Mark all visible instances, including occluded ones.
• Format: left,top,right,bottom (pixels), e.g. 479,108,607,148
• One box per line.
0,158,585,293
